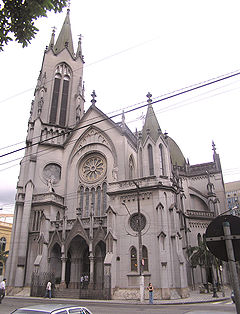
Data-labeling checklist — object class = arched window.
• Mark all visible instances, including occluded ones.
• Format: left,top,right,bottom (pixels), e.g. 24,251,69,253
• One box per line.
130,247,138,271
197,233,202,245
97,186,101,216
49,63,71,126
139,148,143,177
0,237,6,251
142,245,149,271
159,143,165,176
129,155,134,179
148,144,154,175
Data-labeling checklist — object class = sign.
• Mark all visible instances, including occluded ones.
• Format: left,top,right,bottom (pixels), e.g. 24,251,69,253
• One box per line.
205,215,240,261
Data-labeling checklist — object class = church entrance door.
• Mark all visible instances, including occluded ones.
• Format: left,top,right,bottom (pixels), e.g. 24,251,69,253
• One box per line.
67,235,89,289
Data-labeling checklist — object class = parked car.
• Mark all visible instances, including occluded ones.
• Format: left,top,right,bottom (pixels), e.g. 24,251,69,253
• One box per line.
11,304,92,314
231,290,235,303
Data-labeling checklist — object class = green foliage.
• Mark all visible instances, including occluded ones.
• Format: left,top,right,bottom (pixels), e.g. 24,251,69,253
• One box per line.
0,0,68,51
187,236,215,268
0,249,8,263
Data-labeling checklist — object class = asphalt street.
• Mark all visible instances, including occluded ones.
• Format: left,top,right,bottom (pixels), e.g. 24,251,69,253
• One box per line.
0,296,236,314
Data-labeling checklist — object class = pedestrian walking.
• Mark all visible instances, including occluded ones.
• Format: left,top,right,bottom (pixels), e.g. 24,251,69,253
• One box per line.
80,275,84,289
84,274,89,288
45,281,52,298
147,282,153,304
0,278,6,303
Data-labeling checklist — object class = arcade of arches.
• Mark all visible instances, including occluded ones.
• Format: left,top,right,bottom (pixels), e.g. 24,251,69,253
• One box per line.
49,235,106,289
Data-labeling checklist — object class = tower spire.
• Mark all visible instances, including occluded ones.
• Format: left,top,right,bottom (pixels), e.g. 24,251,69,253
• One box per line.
53,9,74,56
142,92,162,143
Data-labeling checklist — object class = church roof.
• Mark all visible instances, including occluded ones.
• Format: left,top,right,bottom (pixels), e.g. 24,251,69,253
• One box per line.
142,103,161,143
168,136,186,167
53,10,74,56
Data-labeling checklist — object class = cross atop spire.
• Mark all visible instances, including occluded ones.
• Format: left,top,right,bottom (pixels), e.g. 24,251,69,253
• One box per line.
91,90,97,106
212,140,216,154
146,92,152,104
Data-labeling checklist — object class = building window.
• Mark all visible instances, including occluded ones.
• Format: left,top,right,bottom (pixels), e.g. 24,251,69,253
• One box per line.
0,262,3,276
130,247,138,271
148,144,154,175
49,63,71,126
142,245,148,271
129,155,134,179
139,148,143,177
0,237,6,251
159,143,165,176
32,211,41,231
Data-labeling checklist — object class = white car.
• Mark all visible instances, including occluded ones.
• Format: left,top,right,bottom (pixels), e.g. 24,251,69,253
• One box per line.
11,304,92,314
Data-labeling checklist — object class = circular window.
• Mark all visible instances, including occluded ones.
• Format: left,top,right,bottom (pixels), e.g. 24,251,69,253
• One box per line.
129,213,146,232
43,163,61,183
79,154,107,183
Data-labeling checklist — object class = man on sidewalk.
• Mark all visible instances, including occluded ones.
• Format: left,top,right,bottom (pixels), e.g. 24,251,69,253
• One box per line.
0,278,6,303
45,281,52,299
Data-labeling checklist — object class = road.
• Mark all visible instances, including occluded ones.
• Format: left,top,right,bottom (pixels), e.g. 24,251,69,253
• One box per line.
2,297,236,314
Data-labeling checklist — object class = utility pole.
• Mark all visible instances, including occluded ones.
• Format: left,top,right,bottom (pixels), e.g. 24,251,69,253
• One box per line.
223,222,240,314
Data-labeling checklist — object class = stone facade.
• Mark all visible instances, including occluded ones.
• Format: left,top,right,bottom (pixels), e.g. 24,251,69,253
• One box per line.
6,11,226,300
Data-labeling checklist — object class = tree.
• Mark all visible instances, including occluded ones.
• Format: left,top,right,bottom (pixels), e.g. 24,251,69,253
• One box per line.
187,235,220,292
0,0,68,51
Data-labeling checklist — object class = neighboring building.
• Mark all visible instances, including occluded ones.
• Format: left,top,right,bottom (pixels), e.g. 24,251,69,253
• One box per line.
0,217,13,280
225,180,240,212
6,11,226,299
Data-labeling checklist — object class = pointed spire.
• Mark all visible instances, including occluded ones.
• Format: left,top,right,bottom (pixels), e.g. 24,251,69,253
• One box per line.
53,9,74,56
76,34,84,60
142,92,161,143
49,27,56,49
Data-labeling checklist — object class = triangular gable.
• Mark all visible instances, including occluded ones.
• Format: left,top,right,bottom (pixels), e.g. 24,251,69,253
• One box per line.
65,218,89,249
106,206,116,215
48,230,62,252
93,225,106,249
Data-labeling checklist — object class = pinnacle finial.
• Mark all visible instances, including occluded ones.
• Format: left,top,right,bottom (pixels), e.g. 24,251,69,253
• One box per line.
212,140,216,153
91,90,97,106
146,92,152,104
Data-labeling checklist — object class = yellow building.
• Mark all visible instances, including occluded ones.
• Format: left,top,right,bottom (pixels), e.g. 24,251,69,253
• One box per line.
0,215,13,279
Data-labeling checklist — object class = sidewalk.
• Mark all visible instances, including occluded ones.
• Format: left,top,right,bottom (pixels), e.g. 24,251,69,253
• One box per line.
6,288,232,305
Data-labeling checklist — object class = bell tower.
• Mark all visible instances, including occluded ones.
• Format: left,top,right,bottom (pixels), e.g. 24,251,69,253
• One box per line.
27,9,85,145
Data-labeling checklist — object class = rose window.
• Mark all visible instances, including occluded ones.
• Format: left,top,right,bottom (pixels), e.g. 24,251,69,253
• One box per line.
79,154,106,183
129,213,146,232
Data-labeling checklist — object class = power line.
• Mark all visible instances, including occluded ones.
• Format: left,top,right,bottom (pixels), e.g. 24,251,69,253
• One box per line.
1,68,240,159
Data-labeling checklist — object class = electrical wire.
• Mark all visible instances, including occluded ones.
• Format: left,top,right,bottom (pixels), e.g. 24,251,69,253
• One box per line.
1,67,240,159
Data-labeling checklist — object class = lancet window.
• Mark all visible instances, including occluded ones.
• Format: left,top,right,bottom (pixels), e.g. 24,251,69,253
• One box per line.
79,183,108,217
49,63,71,126
159,143,165,176
148,144,154,175
130,246,138,271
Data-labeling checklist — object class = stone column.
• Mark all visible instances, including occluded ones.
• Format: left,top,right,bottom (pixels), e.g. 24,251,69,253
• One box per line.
60,257,67,287
160,262,170,299
89,254,95,288
7,205,23,286
15,181,34,287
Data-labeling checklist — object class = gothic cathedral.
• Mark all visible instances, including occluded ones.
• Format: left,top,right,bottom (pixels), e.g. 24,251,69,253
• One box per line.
6,11,226,300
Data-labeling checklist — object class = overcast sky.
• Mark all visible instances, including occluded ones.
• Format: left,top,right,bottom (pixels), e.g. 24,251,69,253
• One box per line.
1,0,240,213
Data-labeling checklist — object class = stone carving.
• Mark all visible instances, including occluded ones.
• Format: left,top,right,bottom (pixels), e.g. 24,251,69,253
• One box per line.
112,166,118,181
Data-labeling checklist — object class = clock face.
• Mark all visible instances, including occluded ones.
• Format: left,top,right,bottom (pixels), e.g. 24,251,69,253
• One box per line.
43,163,61,183
79,154,107,183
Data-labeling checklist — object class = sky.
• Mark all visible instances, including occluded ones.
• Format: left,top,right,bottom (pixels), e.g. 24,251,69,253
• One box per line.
1,0,240,214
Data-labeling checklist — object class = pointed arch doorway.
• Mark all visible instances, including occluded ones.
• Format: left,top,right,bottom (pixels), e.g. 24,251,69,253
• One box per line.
66,235,89,289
